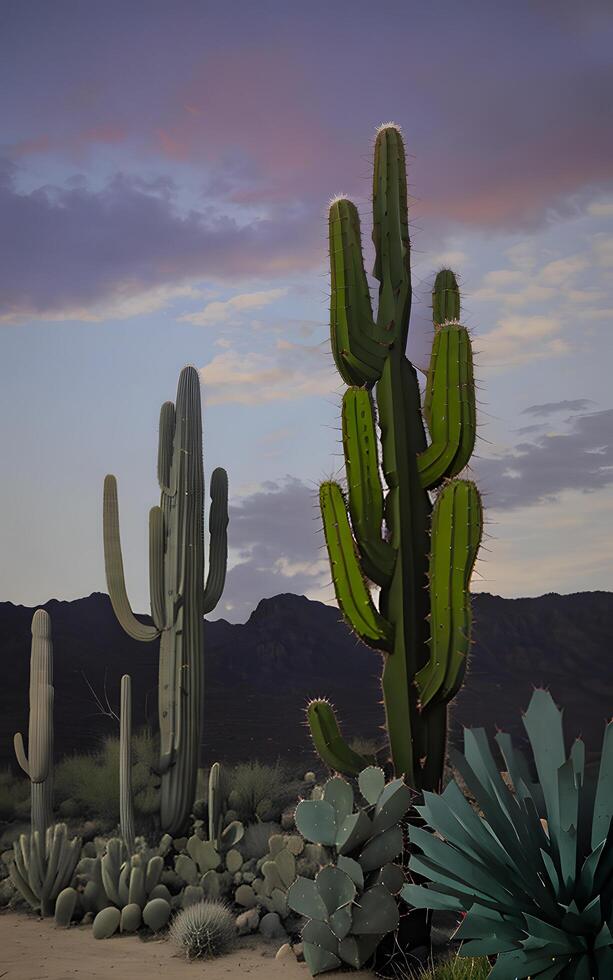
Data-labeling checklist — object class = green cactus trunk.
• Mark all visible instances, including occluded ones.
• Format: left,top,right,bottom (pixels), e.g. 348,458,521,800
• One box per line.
103,366,228,835
14,609,54,840
310,122,483,973
309,125,482,795
119,674,135,854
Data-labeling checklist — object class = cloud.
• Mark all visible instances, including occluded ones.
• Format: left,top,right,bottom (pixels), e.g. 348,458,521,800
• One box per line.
476,314,569,368
218,476,332,621
199,340,337,405
475,408,613,511
521,399,594,417
179,288,288,326
3,4,613,242
0,166,321,321
587,200,613,217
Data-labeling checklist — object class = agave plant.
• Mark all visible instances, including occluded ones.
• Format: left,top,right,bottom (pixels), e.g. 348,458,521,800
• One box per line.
401,688,613,978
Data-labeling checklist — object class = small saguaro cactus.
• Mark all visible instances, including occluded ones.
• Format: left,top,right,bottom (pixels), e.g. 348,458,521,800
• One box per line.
14,609,54,839
308,124,483,794
120,674,135,855
103,366,229,835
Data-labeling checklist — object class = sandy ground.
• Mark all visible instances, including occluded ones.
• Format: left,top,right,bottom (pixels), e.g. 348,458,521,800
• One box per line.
0,911,377,980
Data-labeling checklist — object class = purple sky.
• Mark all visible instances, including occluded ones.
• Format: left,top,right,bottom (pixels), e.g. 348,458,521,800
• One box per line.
1,1,612,619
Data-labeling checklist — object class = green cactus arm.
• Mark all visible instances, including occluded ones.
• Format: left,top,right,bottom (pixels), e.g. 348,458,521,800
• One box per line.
416,480,482,707
329,198,390,387
157,401,176,495
431,268,461,328
320,481,393,650
149,506,166,631
342,388,396,588
307,700,372,776
13,732,30,776
417,324,476,490
103,475,160,643
372,124,411,344
203,467,229,614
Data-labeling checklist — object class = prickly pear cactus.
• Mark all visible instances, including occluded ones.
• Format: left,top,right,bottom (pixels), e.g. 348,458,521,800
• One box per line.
288,767,412,974
309,124,483,793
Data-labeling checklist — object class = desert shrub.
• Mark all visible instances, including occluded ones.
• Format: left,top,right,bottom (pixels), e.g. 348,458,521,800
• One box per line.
227,761,289,823
0,768,29,823
169,900,236,959
239,821,281,860
404,955,491,979
54,727,159,827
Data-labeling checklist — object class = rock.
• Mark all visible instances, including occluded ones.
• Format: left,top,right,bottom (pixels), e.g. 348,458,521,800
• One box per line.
191,799,207,820
80,821,102,844
275,942,292,960
303,771,316,783
81,912,94,925
409,945,430,966
0,878,16,907
280,808,295,831
293,942,304,961
236,908,259,935
235,883,257,908
259,911,287,940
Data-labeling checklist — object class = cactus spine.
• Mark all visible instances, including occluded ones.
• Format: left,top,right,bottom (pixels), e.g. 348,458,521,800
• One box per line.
103,366,228,835
14,609,54,839
119,674,135,854
310,125,482,793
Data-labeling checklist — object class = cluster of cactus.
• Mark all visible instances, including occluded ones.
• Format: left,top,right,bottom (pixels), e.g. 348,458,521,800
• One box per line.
76,834,174,937
10,822,81,917
308,123,482,793
13,609,55,840
239,832,324,918
402,689,613,979
173,762,245,904
286,766,413,975
103,365,229,835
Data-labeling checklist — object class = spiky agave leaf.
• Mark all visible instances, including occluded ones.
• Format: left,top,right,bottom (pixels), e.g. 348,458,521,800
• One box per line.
401,689,613,978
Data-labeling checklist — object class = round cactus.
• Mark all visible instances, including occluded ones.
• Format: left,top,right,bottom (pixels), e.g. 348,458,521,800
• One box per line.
120,902,142,933
54,887,77,927
169,899,236,960
92,906,121,939
143,897,171,931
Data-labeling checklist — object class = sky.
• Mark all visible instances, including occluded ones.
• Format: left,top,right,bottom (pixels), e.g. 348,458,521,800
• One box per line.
0,0,612,622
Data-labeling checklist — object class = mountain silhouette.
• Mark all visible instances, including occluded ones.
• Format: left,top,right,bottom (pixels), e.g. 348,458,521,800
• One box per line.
1,591,611,772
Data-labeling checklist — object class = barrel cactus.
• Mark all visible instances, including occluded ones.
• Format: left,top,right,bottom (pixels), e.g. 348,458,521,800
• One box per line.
103,365,229,835
287,766,412,974
308,122,482,791
402,689,613,979
169,899,236,959
13,609,54,839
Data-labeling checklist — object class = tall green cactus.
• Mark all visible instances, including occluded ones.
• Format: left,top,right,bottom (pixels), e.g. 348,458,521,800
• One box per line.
119,674,135,854
309,124,482,794
103,366,228,835
14,609,54,839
